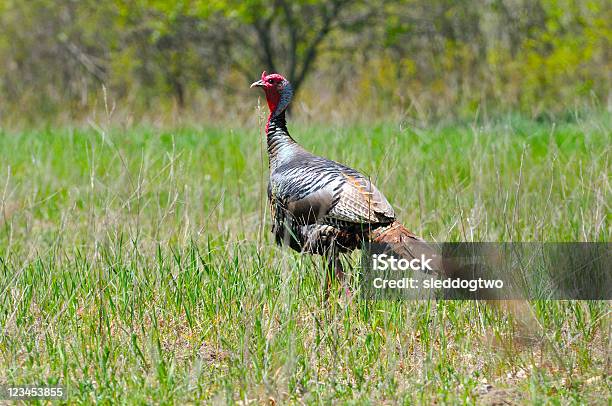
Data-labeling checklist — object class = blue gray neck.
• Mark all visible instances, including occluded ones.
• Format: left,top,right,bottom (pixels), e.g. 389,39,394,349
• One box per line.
266,111,300,171
273,80,293,118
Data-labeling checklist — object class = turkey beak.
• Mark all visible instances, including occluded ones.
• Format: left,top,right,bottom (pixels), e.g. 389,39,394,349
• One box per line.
250,79,265,88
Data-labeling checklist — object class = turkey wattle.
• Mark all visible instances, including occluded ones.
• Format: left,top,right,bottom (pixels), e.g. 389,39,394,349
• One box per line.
251,71,427,281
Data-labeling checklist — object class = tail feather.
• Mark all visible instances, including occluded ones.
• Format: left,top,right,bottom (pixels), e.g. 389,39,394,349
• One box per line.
369,221,442,274
369,221,500,282
369,221,507,285
370,221,423,244
368,222,537,336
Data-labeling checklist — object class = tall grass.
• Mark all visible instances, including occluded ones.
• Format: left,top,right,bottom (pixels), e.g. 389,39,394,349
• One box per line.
0,112,609,403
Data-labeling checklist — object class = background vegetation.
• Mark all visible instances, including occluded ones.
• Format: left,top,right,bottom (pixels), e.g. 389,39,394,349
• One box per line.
0,0,610,125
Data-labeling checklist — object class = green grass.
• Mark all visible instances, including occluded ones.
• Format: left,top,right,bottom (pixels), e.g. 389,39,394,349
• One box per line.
0,113,610,403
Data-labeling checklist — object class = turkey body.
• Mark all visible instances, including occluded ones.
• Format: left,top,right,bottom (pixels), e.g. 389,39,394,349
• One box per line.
266,112,400,256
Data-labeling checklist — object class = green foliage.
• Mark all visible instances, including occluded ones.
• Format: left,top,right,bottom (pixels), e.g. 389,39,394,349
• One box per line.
374,0,611,118
0,115,609,402
0,0,609,123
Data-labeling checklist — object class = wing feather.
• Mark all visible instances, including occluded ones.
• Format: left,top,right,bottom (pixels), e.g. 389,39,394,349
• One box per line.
325,171,395,224
270,154,395,227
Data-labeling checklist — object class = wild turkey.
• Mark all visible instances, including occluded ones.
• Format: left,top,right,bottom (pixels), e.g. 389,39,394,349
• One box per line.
250,73,532,323
251,71,435,287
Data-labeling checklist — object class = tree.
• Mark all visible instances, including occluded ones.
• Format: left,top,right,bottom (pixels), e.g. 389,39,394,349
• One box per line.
210,0,378,98
113,1,222,108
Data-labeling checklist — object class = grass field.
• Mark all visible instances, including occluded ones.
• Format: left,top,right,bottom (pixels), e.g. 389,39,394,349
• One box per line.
0,113,610,403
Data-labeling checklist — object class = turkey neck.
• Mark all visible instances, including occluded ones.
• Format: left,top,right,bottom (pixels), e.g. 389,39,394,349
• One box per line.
266,111,301,171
